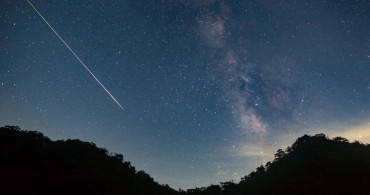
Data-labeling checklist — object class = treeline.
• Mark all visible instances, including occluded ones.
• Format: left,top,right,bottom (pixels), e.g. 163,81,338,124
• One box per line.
0,126,176,194
183,133,370,194
1,126,370,194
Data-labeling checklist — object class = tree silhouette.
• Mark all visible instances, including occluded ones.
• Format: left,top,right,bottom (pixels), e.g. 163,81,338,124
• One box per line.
1,126,370,194
0,126,177,194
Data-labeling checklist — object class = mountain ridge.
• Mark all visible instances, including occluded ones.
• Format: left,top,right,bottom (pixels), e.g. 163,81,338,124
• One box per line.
1,125,369,194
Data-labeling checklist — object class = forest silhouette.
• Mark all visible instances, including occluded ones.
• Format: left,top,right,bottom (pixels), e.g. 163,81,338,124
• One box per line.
1,126,370,194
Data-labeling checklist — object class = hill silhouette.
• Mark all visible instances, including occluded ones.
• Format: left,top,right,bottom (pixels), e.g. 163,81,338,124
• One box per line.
0,126,176,194
183,134,370,195
1,126,370,194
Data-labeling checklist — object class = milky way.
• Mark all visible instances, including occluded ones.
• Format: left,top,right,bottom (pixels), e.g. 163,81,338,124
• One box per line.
1,0,369,189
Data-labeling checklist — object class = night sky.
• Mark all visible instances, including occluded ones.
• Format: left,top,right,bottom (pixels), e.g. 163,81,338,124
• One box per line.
1,0,369,190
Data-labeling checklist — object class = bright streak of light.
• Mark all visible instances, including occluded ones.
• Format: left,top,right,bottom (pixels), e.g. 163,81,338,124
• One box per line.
26,0,124,110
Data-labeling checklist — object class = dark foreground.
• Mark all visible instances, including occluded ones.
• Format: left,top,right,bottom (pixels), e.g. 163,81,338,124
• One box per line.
1,126,370,194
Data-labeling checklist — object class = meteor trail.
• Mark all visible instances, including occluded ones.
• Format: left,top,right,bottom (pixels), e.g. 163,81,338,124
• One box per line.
26,0,124,110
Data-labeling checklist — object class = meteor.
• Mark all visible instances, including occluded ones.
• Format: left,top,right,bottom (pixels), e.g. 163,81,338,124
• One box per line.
26,0,124,110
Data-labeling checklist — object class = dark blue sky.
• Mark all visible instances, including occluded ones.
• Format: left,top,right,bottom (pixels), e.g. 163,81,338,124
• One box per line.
1,0,369,189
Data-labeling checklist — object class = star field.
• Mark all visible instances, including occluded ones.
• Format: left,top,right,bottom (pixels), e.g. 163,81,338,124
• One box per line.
1,0,369,190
